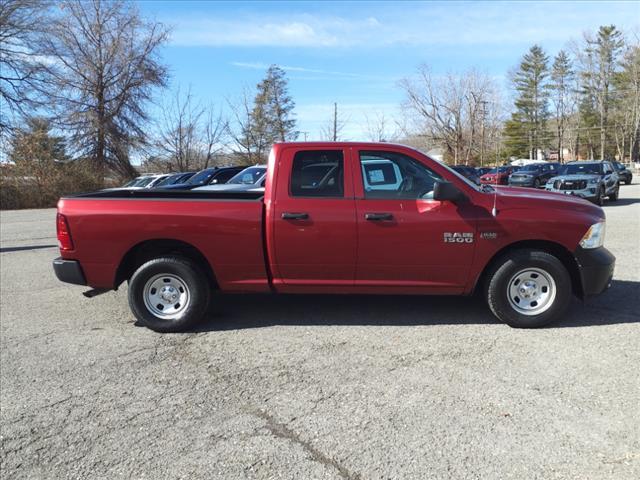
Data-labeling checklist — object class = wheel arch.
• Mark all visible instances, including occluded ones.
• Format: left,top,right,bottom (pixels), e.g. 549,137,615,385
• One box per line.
473,239,583,298
114,239,218,290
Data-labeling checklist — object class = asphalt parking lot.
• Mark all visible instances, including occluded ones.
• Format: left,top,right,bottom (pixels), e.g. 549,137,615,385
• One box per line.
1,185,639,479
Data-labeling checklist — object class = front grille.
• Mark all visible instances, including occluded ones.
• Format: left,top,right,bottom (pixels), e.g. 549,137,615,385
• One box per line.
559,180,587,190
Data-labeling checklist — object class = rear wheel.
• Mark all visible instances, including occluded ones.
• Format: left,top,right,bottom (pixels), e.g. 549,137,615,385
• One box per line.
128,256,211,332
485,249,572,328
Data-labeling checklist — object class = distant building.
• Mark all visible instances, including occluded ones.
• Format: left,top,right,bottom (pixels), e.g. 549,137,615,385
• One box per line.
426,148,444,162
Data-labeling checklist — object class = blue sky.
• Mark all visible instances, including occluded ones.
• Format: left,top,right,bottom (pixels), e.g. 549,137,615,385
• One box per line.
138,0,640,139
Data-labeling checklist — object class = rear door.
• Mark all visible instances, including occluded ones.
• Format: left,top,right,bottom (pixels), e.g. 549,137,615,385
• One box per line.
353,149,477,293
271,147,357,289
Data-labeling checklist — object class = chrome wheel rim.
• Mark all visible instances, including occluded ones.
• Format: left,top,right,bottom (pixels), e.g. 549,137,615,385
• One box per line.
507,268,556,316
143,274,190,320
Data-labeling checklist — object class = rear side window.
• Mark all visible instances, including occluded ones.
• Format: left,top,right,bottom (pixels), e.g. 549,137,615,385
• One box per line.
290,150,344,197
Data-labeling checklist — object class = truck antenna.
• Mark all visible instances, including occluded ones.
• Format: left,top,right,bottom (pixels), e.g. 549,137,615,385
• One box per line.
491,164,499,217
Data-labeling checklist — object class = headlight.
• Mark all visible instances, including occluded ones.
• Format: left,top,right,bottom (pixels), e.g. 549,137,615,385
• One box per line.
588,178,599,185
580,221,606,249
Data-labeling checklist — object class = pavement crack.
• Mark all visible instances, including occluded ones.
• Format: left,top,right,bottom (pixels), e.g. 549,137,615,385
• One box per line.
250,408,362,480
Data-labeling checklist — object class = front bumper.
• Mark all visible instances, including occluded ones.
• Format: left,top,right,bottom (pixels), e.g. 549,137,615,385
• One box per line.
574,247,615,296
53,257,87,285
545,186,598,200
509,179,535,187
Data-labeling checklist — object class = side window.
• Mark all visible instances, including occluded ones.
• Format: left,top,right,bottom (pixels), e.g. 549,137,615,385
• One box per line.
213,170,237,184
359,151,443,199
290,150,344,198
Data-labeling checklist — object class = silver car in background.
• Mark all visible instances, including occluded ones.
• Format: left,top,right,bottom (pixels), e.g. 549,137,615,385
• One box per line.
545,161,619,206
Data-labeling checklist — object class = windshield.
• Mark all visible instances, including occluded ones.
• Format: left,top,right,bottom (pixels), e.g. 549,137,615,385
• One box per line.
123,179,139,187
227,167,266,185
187,169,215,185
155,174,178,187
439,163,483,191
135,177,155,187
559,164,602,176
487,166,510,174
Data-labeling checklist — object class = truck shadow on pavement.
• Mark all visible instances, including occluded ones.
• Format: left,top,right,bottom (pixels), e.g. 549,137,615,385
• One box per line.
189,279,639,332
605,197,640,206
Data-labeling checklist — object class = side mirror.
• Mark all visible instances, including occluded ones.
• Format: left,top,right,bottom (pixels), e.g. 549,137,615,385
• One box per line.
433,181,467,202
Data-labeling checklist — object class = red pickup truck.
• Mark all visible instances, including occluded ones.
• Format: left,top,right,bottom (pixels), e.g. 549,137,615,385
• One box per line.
54,142,615,332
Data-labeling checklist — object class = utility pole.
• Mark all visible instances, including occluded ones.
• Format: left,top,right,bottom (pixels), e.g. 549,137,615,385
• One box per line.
333,103,338,141
301,131,309,141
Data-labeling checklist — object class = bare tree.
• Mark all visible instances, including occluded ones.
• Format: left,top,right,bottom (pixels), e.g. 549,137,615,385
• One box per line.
39,0,168,179
364,111,398,142
0,0,50,133
320,102,348,141
400,66,501,164
227,88,267,164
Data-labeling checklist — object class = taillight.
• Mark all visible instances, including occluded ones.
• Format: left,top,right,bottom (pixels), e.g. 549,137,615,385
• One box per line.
57,213,74,250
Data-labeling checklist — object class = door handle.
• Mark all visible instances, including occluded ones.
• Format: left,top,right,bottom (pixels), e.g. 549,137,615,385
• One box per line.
365,212,393,221
282,212,309,220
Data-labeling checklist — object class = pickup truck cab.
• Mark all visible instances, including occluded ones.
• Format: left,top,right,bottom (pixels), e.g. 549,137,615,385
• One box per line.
53,142,615,332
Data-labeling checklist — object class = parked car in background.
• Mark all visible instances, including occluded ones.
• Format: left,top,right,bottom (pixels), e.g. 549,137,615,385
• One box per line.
450,165,480,184
153,172,196,188
545,161,619,205
612,161,633,185
508,162,561,188
195,166,267,192
476,167,492,177
161,166,245,190
480,166,517,185
121,174,168,189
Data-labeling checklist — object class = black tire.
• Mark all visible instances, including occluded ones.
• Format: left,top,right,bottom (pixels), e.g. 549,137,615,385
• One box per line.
594,186,605,206
533,178,541,188
128,256,211,333
609,184,619,201
484,249,572,328
625,178,631,185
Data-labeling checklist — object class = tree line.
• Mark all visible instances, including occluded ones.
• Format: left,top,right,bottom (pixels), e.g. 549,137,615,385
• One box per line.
1,0,639,209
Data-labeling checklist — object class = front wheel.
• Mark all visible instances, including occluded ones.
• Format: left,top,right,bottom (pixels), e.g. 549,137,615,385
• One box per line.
533,178,541,188
485,249,572,328
595,186,605,206
128,256,211,332
609,184,619,201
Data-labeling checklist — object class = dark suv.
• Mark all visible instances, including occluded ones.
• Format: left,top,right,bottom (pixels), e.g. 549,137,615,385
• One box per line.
508,162,561,188
612,161,633,185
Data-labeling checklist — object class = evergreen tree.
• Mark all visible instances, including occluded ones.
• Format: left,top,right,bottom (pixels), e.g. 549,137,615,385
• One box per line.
547,50,574,162
9,117,68,203
506,45,550,159
251,65,298,146
579,25,624,159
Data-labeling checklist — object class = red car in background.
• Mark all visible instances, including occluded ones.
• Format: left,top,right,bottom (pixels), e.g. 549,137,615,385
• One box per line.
480,166,518,185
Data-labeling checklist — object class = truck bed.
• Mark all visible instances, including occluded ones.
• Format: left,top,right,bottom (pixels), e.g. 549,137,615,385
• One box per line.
58,190,269,292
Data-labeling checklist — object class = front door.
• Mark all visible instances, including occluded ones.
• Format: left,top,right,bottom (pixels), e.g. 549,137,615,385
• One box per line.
271,147,357,290
353,149,477,293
